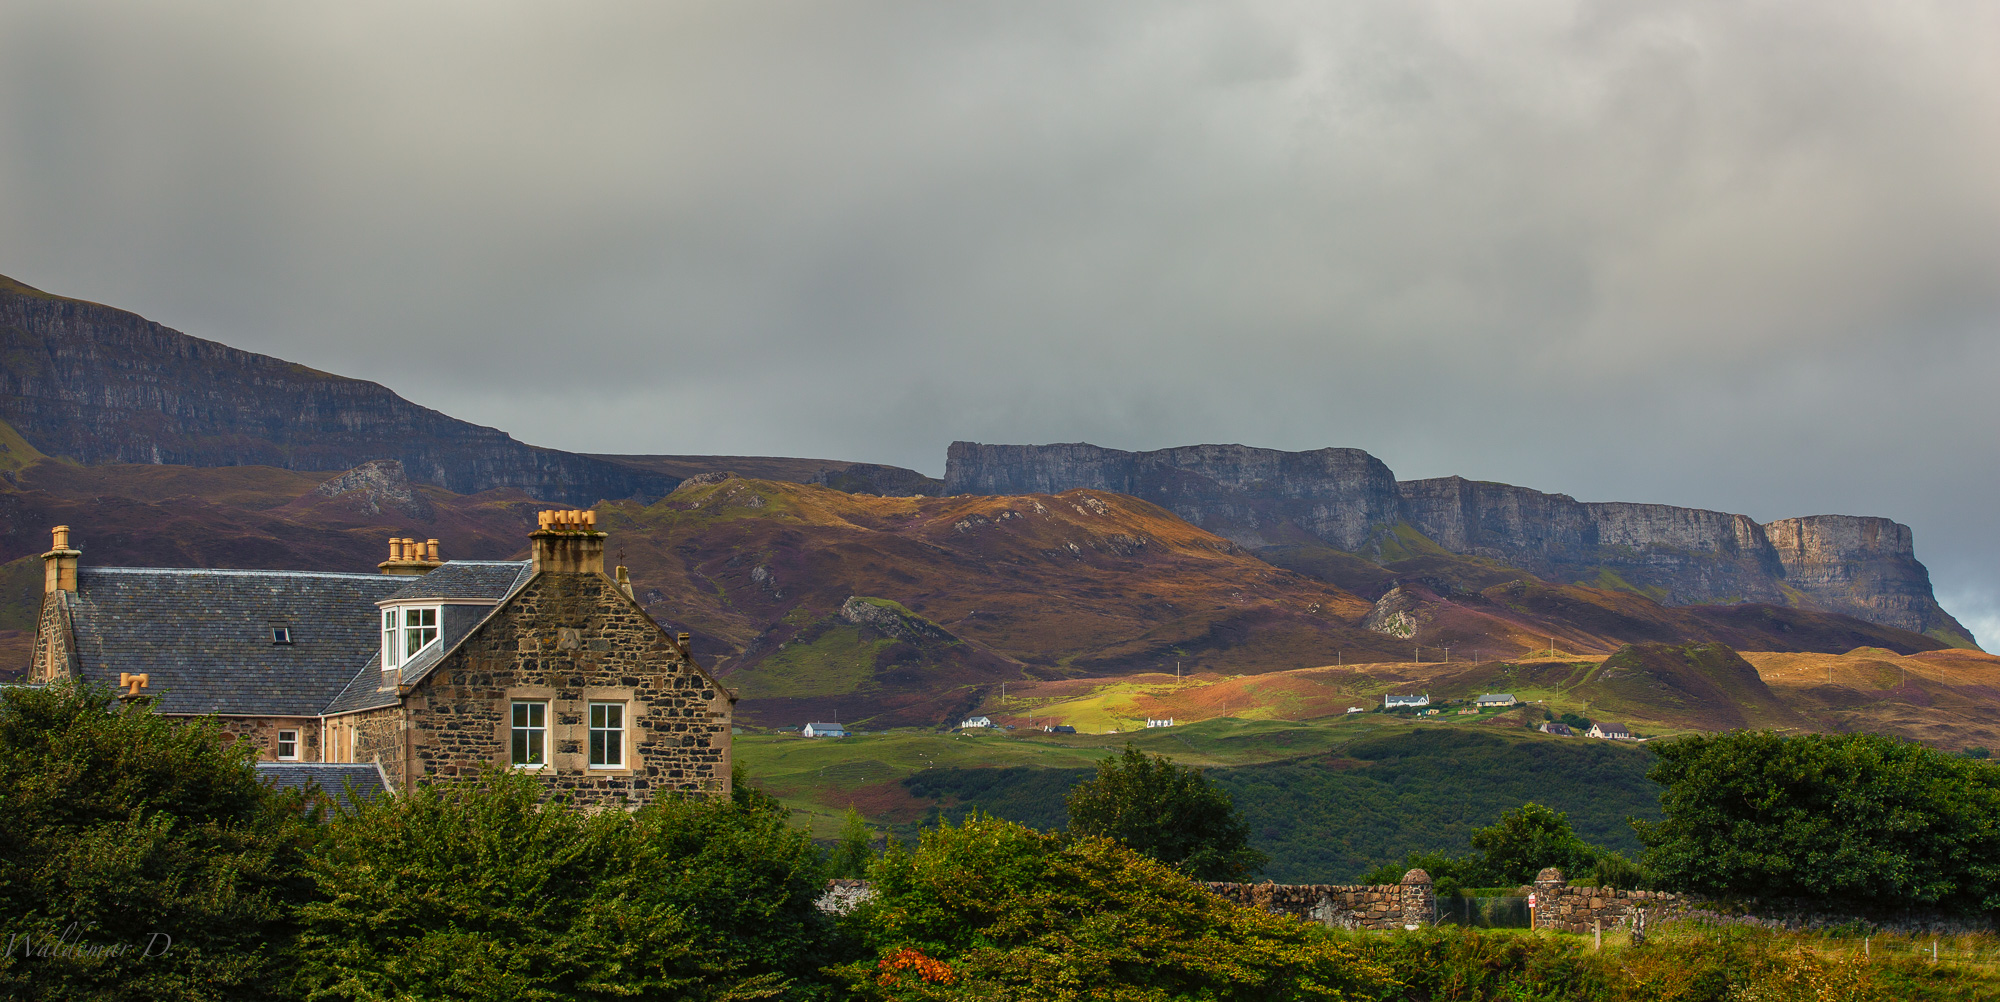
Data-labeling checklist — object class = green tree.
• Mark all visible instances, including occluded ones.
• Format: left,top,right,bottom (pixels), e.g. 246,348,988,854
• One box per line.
1064,744,1267,880
1637,730,2000,910
839,814,1390,1001
292,769,836,1000
1468,802,1600,886
830,807,875,878
0,680,312,1001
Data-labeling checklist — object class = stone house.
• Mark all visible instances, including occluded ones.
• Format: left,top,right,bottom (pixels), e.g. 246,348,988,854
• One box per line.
27,512,732,804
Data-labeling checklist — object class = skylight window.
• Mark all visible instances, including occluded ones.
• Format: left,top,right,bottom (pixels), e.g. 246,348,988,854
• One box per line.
271,626,292,644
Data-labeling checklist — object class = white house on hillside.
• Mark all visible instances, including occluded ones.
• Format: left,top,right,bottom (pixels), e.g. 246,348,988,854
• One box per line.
1475,693,1517,708
802,722,848,738
1588,722,1631,740
1146,717,1175,728
960,716,993,729
1383,694,1430,709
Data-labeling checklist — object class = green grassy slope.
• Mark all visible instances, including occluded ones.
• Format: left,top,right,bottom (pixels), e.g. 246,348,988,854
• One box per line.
736,716,1661,883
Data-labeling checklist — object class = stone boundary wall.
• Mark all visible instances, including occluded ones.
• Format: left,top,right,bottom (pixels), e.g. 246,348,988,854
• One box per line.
1201,871,1436,930
818,869,1992,936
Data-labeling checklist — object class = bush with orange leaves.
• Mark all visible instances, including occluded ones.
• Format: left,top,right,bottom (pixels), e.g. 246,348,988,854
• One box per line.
830,814,1393,1001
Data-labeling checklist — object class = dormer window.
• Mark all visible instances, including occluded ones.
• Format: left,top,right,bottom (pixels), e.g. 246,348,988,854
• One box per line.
381,605,441,670
403,607,438,658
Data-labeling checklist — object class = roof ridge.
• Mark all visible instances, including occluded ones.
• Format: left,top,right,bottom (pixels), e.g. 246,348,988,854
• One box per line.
85,567,391,580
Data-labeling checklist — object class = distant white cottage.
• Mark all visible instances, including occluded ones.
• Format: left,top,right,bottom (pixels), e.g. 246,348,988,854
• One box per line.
1475,694,1518,708
1588,722,1632,740
1383,694,1430,709
1145,717,1175,728
802,722,848,738
960,716,993,729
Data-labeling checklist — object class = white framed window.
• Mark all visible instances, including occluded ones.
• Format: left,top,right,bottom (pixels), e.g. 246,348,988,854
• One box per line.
588,702,624,768
511,701,547,767
403,607,438,658
276,729,299,761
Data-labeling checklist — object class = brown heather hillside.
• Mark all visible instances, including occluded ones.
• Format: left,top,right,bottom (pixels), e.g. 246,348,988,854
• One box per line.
0,454,1966,735
594,475,1404,726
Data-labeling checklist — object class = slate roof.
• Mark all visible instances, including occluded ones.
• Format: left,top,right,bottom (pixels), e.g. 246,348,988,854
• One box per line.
256,762,391,801
66,567,404,716
323,652,400,716
381,561,531,602
1477,693,1517,703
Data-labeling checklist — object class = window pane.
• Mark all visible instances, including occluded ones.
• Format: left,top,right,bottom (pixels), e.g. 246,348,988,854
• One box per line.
527,730,543,764
512,729,529,764
513,702,529,727
590,730,608,765
603,704,623,729
526,703,543,727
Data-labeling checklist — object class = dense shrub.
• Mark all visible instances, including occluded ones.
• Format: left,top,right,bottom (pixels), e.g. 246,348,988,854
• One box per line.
1361,802,1632,895
1639,731,2000,910
0,681,312,1001
1064,744,1267,880
839,813,1390,1000
1347,924,1891,1002
292,769,837,1001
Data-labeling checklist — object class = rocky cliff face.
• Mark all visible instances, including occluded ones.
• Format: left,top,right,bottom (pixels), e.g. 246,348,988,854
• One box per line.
0,276,672,505
943,441,1399,549
947,442,1975,646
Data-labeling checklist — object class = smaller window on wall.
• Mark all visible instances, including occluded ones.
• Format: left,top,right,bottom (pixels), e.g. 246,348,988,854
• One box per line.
277,729,299,761
511,701,547,767
589,702,624,768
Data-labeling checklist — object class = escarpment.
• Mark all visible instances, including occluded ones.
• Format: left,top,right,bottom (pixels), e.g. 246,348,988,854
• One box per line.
948,442,1976,647
0,276,673,505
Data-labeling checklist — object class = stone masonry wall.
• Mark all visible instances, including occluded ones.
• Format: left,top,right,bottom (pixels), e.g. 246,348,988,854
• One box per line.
405,570,731,806
1203,870,1437,930
1529,870,1689,933
216,715,321,762
339,706,406,781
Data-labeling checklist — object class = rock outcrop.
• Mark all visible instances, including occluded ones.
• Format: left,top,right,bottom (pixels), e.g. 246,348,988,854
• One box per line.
311,459,436,520
944,441,1399,549
0,275,673,505
946,441,1975,646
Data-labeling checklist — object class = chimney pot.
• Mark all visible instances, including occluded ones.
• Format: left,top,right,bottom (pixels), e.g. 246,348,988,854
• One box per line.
425,539,440,562
530,509,606,575
43,524,80,593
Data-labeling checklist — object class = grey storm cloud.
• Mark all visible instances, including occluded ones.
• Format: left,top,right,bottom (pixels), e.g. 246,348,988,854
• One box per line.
2,1,1998,637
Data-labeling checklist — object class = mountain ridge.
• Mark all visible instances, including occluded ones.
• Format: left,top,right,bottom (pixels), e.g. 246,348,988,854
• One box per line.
945,441,1975,647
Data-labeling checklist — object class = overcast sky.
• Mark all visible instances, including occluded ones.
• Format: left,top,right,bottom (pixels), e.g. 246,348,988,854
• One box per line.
2,1,1997,639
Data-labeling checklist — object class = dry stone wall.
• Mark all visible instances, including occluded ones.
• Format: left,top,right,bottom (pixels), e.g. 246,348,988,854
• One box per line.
1202,869,1437,930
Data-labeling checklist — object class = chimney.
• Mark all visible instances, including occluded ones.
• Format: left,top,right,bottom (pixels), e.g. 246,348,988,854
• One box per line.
615,564,635,601
378,535,444,575
43,525,80,594
531,509,606,575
